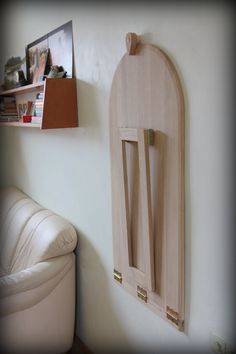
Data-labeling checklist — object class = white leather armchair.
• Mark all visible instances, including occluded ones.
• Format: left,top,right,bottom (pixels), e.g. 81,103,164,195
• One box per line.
0,187,78,354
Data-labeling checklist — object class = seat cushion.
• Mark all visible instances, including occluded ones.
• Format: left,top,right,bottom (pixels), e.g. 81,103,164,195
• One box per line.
0,187,77,275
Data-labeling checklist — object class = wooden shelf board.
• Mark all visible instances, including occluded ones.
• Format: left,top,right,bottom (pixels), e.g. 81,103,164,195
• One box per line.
0,82,44,96
0,122,41,128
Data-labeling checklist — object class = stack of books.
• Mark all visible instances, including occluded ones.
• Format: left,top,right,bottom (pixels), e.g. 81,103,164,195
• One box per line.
32,92,44,124
0,96,19,122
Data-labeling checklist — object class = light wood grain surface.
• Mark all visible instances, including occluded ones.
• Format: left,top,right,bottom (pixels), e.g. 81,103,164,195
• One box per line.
109,38,185,329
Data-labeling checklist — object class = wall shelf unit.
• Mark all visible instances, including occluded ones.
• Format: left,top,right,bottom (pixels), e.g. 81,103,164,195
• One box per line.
0,78,78,129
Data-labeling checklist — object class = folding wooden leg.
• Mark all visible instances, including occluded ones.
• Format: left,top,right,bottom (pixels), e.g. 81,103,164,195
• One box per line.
119,127,155,292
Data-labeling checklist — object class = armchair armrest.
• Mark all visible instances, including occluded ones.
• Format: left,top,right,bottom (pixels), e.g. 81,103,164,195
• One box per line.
0,253,74,316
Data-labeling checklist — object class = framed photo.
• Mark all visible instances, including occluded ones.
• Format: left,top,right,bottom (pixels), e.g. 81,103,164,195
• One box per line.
26,21,73,84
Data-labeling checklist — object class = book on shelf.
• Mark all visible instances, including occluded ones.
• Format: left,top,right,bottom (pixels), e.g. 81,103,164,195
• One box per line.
3,101,16,106
34,111,43,117
3,108,18,113
0,96,16,104
31,116,42,124
0,115,19,122
0,112,19,122
1,95,18,112
0,112,19,116
36,92,44,99
0,95,19,122
32,92,44,118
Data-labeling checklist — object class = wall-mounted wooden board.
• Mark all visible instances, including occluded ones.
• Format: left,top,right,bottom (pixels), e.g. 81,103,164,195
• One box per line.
109,34,185,330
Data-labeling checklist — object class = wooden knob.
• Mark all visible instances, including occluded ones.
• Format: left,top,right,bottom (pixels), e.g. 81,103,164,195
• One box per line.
126,33,140,55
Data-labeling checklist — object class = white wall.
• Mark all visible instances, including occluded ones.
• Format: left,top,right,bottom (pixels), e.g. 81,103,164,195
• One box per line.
0,2,234,353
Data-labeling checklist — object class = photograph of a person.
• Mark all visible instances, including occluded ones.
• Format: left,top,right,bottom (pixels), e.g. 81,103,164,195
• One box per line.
33,48,49,83
27,40,49,84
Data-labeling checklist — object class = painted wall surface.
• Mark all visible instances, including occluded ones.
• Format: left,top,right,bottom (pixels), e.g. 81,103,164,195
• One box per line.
0,3,234,353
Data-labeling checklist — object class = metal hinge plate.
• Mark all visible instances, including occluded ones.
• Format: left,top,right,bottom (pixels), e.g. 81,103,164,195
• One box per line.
113,269,122,283
137,286,148,302
166,306,184,328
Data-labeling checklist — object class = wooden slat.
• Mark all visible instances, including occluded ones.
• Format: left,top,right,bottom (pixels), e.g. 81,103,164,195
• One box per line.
0,122,40,128
119,127,155,291
0,82,44,96
137,129,154,291
120,128,138,141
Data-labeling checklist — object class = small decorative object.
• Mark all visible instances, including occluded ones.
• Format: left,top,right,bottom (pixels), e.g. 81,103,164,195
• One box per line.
47,65,67,78
17,70,27,86
4,56,27,90
22,115,32,123
17,101,34,121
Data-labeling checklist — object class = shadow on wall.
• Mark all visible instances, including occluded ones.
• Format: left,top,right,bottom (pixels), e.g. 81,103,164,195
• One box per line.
183,78,192,337
0,127,30,190
77,79,107,132
75,233,197,352
75,230,136,354
77,79,100,128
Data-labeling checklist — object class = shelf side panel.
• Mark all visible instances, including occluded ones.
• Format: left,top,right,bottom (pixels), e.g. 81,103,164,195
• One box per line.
42,78,78,129
0,82,44,96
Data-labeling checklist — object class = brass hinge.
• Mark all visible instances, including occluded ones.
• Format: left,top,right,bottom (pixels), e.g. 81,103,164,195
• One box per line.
166,306,184,328
137,286,148,303
147,129,155,146
113,269,122,283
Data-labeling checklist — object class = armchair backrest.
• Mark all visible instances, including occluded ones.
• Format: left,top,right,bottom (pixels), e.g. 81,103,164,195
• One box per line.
0,187,77,275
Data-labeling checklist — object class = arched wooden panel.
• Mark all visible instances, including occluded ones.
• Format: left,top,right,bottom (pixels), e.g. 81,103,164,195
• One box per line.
109,33,185,330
